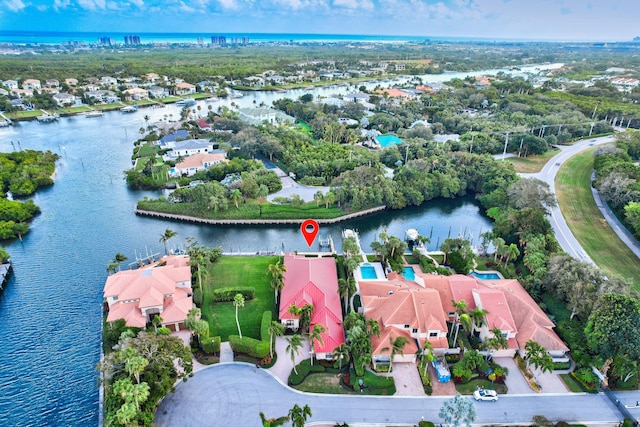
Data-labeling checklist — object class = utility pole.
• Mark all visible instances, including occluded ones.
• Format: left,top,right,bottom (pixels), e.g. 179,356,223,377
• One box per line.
518,137,524,157
589,122,595,136
502,132,510,161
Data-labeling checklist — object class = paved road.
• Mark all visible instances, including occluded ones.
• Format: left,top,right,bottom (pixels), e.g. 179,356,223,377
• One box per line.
155,363,622,426
522,135,616,262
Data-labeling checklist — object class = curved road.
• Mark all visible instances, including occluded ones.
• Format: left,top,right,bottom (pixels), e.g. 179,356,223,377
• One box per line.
154,363,620,426
522,135,616,263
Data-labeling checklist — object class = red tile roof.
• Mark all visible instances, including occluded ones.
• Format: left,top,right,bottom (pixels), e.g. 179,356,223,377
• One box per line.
280,254,344,354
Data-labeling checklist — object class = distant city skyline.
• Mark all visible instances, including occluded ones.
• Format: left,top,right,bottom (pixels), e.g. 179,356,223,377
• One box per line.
0,0,638,42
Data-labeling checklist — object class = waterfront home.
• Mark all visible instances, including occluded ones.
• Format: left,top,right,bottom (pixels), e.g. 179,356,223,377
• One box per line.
162,139,214,160
45,79,60,88
174,82,196,95
85,90,118,104
53,93,80,107
170,152,228,177
237,107,295,126
10,88,33,98
279,253,345,360
103,255,193,331
241,76,265,88
122,87,149,101
64,78,78,87
149,86,169,98
355,269,568,363
100,76,118,86
3,79,18,90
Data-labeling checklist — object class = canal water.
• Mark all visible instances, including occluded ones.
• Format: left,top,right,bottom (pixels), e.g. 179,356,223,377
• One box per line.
0,68,524,425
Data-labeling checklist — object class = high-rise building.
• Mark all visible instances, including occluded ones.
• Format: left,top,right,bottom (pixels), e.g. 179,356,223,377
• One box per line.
98,37,114,46
124,35,141,45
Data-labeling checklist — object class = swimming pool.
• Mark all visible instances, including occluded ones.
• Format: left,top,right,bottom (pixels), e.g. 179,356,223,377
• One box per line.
375,134,402,147
402,266,415,281
469,271,502,280
360,265,378,280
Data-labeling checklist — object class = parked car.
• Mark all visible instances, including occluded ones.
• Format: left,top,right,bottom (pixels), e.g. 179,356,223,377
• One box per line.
473,389,498,401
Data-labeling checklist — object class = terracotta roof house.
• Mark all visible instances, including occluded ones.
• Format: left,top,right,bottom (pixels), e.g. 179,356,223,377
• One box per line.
355,267,568,363
174,82,196,95
279,254,345,360
103,255,193,331
122,87,149,101
170,152,228,177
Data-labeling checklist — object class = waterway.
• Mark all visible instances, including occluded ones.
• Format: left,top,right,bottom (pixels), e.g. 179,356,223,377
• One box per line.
0,66,549,426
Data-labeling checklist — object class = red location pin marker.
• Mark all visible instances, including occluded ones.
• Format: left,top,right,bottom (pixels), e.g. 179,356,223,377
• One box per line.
300,219,319,247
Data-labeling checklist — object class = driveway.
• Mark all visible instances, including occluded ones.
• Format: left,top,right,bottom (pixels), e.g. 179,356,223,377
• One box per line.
494,357,532,395
268,335,311,384
154,363,622,427
390,362,426,396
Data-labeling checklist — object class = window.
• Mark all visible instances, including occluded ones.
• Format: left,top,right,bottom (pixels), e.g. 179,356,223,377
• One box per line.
501,332,508,338
404,324,410,329
429,331,438,338
286,320,295,327
412,328,418,334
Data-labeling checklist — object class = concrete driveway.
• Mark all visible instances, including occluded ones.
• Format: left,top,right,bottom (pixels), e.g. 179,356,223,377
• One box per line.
390,362,426,396
495,357,532,394
268,335,311,384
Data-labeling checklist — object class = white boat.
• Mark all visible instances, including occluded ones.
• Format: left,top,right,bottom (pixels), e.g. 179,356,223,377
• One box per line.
176,98,196,106
36,113,59,122
120,105,138,113
85,110,103,117
0,118,12,127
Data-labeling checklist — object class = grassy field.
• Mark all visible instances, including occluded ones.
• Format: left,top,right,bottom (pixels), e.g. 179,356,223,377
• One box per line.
201,256,278,341
555,148,640,287
507,150,558,173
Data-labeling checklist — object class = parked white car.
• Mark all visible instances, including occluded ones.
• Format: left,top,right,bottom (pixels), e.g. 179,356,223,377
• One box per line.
473,389,498,401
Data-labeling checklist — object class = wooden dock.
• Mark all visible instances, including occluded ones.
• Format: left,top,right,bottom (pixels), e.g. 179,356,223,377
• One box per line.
134,205,386,225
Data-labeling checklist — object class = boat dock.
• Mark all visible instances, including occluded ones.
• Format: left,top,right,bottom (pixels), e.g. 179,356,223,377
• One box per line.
134,205,386,225
0,262,12,291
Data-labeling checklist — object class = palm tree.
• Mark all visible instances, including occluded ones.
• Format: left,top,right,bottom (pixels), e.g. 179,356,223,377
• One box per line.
450,299,468,342
482,327,508,358
288,404,312,427
504,243,520,269
125,355,148,385
524,340,553,380
267,260,287,302
385,335,409,372
332,343,351,370
268,321,285,358
151,315,163,333
367,318,381,338
314,190,324,207
454,313,472,345
114,252,128,271
492,237,505,262
468,307,489,332
193,319,210,347
159,228,177,255
308,323,326,366
421,341,435,377
230,189,243,209
234,293,245,338
259,412,289,427
286,334,303,375
323,191,336,209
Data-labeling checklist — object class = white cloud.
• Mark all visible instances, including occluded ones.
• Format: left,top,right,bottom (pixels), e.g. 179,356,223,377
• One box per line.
77,0,107,10
178,0,195,12
53,0,71,11
36,4,47,10
129,0,144,7
217,0,238,9
333,0,374,9
4,0,26,12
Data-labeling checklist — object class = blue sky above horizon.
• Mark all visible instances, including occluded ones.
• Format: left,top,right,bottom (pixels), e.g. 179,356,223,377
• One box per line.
1,0,638,42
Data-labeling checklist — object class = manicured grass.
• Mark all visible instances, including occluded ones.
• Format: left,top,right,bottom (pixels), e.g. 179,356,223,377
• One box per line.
6,110,43,119
507,150,558,173
200,256,278,341
137,199,346,220
134,141,162,159
555,148,640,287
560,373,589,393
294,373,350,394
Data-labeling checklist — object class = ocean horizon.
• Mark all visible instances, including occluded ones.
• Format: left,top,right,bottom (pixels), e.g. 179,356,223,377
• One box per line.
0,30,606,45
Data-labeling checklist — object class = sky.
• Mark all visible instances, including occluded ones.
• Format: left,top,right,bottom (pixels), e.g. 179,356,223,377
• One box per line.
0,0,639,42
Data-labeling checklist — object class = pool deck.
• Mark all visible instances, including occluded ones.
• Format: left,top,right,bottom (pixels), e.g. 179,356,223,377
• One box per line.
469,269,504,280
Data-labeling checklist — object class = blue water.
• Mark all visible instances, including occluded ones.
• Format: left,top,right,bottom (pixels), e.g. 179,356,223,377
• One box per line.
469,271,501,280
0,88,493,426
376,134,402,147
402,266,416,281
360,265,378,280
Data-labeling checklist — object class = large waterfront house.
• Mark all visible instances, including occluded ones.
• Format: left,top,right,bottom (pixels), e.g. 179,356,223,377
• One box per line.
237,107,296,126
103,255,193,331
279,253,345,360
161,139,214,160
357,266,568,366
170,152,229,177
122,87,149,101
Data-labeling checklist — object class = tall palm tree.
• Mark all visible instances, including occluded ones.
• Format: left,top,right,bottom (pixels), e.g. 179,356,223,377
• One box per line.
332,343,351,370
482,326,509,359
308,323,326,366
454,313,472,345
234,293,245,338
385,335,409,372
367,318,381,338
268,321,285,358
159,228,177,255
338,278,349,312
504,243,521,269
286,334,304,375
151,315,163,333
288,404,312,427
492,237,505,262
450,299,468,340
524,340,553,380
469,307,489,332
114,252,128,271
267,261,287,302
230,189,243,209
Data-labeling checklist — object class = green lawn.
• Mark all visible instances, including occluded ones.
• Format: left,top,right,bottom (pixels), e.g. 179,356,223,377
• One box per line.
455,379,508,395
556,148,640,287
201,256,278,341
294,373,350,394
507,150,558,173
5,110,43,119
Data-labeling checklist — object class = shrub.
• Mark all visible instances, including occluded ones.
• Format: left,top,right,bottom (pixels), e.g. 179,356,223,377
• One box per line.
212,287,255,302
157,327,171,335
419,422,435,427
229,335,269,358
260,311,272,342
202,336,221,354
288,359,325,385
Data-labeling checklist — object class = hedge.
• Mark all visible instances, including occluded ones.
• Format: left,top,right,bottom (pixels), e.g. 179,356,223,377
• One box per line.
229,335,269,358
212,287,255,302
202,336,221,354
260,311,272,342
288,359,326,385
